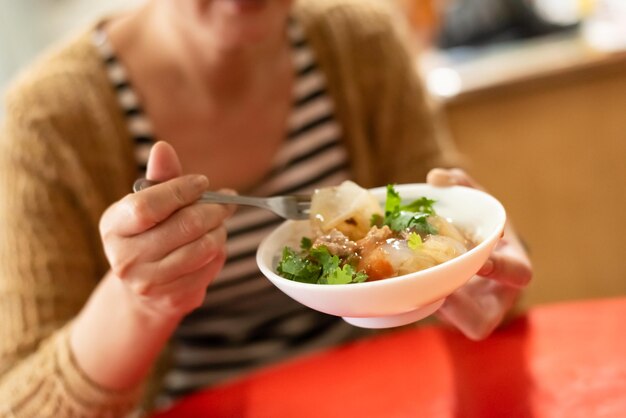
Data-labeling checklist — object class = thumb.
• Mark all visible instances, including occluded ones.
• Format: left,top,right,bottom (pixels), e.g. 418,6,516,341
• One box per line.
426,168,484,190
146,141,183,182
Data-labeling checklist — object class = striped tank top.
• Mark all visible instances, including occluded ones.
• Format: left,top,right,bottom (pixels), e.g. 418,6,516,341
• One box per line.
93,18,367,402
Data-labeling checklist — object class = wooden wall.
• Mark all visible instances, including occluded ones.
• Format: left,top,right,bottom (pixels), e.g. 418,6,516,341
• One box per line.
442,60,626,308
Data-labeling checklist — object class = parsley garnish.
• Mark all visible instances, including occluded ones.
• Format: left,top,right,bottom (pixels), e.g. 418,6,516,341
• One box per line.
277,244,368,285
300,237,313,251
277,185,439,285
276,247,321,284
370,213,384,228
383,185,438,235
408,232,423,250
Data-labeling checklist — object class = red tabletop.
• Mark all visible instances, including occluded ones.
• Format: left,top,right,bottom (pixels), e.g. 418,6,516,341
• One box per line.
151,297,626,418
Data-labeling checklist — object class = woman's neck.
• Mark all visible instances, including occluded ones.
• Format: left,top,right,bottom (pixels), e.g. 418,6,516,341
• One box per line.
107,1,291,104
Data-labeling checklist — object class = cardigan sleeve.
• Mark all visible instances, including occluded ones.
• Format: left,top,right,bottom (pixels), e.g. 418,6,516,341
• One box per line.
0,75,141,417
363,7,464,184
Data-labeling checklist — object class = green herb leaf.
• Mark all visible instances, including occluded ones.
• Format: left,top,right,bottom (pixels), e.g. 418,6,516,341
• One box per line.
325,263,368,285
370,213,384,228
353,271,369,283
300,237,313,251
384,184,402,217
276,247,321,284
310,246,369,284
310,246,343,283
326,265,354,284
383,184,438,234
276,185,442,284
310,246,337,271
401,197,437,215
408,232,423,250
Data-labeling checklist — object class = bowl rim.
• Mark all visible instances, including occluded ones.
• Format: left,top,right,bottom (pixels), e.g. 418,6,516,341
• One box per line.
256,184,506,290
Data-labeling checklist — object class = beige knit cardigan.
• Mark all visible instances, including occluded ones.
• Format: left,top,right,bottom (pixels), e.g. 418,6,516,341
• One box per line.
0,0,458,416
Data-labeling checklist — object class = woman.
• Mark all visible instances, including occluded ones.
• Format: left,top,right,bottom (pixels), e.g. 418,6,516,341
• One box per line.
0,0,532,416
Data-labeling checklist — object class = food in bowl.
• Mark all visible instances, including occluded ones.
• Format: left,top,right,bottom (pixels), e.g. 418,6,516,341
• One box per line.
257,183,506,328
276,181,477,285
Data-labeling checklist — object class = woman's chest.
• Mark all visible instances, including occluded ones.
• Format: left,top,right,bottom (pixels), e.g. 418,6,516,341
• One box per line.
150,99,291,192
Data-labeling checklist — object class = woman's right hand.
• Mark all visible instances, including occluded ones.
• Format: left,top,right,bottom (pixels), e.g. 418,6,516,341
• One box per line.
99,141,235,319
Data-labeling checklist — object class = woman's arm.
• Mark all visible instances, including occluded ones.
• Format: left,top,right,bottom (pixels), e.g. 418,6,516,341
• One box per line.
0,80,232,416
71,142,234,390
0,94,141,416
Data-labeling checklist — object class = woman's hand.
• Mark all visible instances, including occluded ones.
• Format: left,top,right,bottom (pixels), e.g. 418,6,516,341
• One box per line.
427,168,533,340
99,141,235,319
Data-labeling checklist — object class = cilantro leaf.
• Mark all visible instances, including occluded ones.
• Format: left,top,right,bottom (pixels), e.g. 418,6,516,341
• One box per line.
385,184,402,216
325,265,354,284
408,232,423,250
401,197,436,215
310,246,337,271
277,245,369,285
383,184,438,234
300,237,313,251
386,212,424,232
276,185,440,285
319,260,367,285
397,213,438,235
334,264,368,284
310,246,346,284
276,247,321,284
352,270,369,283
370,213,384,227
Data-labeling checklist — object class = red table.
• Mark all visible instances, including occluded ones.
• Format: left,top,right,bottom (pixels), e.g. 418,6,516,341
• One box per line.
151,297,626,418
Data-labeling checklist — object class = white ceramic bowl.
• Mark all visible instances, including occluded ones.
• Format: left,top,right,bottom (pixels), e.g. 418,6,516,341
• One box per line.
256,184,506,329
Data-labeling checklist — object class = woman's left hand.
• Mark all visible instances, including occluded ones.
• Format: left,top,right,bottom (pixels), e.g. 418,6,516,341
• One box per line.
427,168,533,340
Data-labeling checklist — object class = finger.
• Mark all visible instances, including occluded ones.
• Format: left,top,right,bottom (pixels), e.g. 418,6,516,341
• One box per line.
142,248,227,306
147,141,183,182
101,174,209,236
163,252,227,313
125,228,226,296
448,168,482,188
153,226,228,282
426,168,484,190
476,251,532,288
437,290,499,341
136,255,227,315
161,248,226,298
436,278,519,340
216,188,239,217
140,202,232,260
426,168,455,187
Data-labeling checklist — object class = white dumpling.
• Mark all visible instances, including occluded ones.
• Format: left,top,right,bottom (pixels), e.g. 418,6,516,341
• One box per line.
380,239,439,276
421,235,468,264
310,181,383,241
428,215,468,245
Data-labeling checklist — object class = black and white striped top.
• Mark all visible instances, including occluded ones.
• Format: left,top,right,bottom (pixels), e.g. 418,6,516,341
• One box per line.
93,19,366,402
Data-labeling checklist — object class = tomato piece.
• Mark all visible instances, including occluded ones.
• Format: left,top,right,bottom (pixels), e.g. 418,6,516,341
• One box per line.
363,257,395,281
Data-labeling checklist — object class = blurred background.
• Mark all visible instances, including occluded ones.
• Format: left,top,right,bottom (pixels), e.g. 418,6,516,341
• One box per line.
1,0,625,309
396,0,626,310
